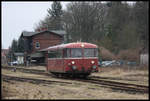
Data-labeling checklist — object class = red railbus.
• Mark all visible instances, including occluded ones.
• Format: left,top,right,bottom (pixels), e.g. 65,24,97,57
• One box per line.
43,42,99,77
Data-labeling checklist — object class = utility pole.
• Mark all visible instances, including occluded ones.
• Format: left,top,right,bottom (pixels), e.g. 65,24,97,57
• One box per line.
11,52,13,66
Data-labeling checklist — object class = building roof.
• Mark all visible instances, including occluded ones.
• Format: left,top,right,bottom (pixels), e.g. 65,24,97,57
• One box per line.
2,49,9,54
21,31,37,37
21,30,66,37
50,30,66,35
14,53,24,56
30,52,44,58
2,49,9,57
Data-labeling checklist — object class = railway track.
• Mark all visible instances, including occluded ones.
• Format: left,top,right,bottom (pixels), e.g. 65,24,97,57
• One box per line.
90,75,138,81
77,78,149,94
2,66,149,94
2,66,46,74
2,74,72,85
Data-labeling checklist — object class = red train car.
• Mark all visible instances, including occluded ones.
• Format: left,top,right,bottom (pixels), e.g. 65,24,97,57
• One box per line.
43,42,99,77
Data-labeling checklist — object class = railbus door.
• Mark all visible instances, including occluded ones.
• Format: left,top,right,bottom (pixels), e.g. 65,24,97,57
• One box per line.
55,49,64,72
48,49,64,73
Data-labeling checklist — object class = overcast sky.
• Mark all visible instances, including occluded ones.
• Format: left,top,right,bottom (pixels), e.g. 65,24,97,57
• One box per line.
1,1,135,49
2,1,70,49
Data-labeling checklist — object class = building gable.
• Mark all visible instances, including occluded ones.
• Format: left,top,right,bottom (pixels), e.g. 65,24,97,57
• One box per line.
24,31,64,53
21,30,66,38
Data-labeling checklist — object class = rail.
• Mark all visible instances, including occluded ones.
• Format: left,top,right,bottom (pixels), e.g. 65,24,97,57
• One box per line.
2,66,149,94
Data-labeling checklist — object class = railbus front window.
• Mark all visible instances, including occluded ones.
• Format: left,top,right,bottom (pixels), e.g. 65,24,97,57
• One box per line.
84,48,98,57
71,48,82,58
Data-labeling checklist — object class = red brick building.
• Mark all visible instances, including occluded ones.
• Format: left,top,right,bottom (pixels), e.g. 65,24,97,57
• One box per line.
1,49,9,65
20,30,66,65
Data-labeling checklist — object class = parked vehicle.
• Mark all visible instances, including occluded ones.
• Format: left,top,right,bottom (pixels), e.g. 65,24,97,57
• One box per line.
41,42,99,77
8,61,18,66
101,60,137,67
98,61,102,66
101,60,116,67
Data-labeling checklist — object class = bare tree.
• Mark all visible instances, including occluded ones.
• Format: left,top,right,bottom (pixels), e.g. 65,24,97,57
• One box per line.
62,2,107,42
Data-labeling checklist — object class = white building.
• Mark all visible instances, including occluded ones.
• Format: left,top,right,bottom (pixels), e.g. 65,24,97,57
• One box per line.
14,53,24,64
140,53,149,65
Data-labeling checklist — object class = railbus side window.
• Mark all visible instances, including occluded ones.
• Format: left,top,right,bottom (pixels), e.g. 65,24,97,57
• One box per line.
63,48,67,58
63,48,70,58
48,50,62,58
48,51,57,58
56,49,62,58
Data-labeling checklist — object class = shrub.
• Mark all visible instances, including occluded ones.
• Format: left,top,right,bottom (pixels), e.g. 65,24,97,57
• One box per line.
117,49,140,62
99,46,116,61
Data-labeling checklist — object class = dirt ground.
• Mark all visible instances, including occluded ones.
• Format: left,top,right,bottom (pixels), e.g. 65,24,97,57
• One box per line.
1,65,149,99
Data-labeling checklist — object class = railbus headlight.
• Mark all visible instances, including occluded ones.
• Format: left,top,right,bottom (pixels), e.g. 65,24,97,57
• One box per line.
92,65,97,69
72,66,77,70
71,61,75,64
91,61,95,64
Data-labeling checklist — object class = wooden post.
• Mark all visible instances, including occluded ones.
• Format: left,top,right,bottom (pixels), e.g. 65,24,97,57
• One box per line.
45,52,48,71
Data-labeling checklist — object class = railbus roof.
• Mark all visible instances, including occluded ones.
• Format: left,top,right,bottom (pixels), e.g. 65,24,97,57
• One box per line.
39,42,98,51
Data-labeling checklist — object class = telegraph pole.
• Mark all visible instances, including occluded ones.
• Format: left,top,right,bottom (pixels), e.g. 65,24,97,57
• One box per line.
11,52,12,66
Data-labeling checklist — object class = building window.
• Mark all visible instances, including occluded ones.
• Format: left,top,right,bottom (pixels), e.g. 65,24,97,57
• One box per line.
35,42,40,49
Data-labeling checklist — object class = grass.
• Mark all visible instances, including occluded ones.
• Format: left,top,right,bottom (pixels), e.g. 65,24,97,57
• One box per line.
95,66,149,86
2,66,149,99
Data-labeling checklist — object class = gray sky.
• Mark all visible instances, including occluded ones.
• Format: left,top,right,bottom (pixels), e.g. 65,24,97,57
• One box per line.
2,1,135,49
2,1,70,49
